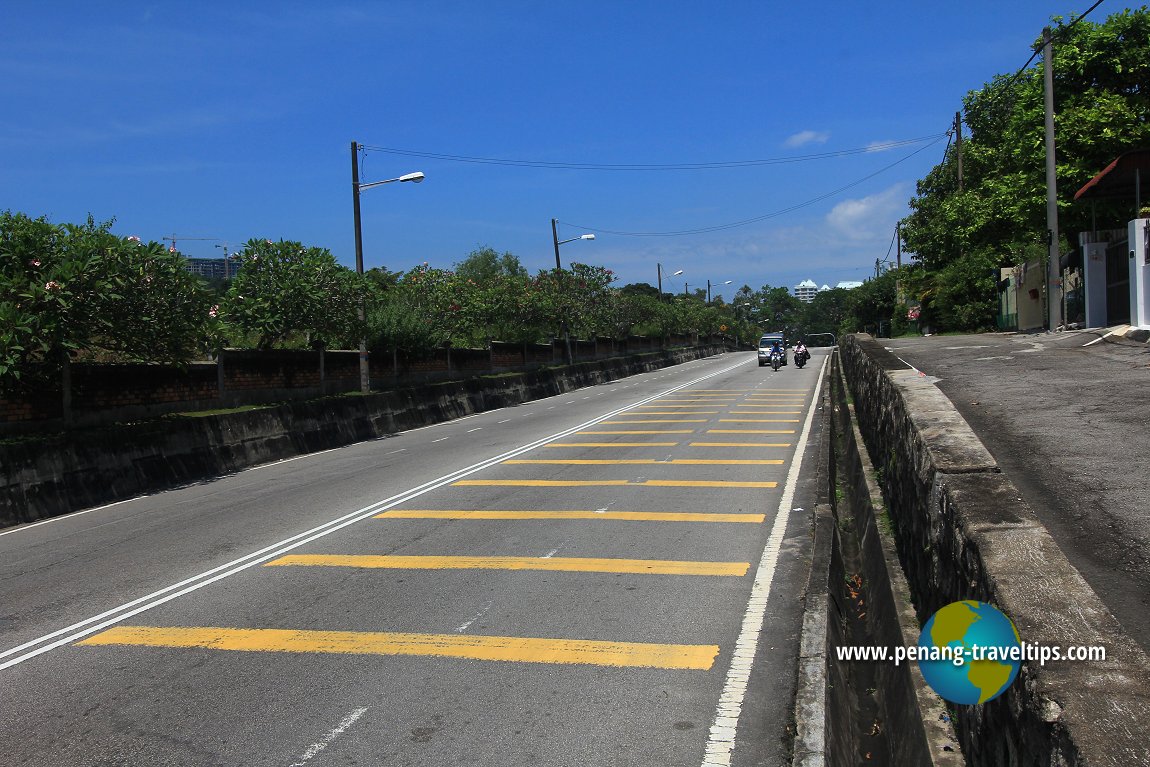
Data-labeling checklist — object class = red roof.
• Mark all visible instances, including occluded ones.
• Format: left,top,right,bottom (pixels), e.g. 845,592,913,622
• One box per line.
1074,149,1150,201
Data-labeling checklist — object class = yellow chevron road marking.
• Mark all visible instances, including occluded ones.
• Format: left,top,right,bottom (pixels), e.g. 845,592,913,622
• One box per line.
266,554,749,576
545,442,680,447
577,430,696,434
707,429,796,434
502,459,782,466
638,479,777,488
601,419,708,424
455,480,631,487
624,411,719,415
453,479,776,488
376,510,766,523
78,626,720,669
719,419,801,423
689,442,792,447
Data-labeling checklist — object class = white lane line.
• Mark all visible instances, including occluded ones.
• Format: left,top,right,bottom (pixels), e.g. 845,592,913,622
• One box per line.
0,355,752,672
467,428,482,433
498,419,511,424
432,437,450,443
701,353,828,767
386,449,406,455
399,411,486,433
289,706,369,767
454,600,494,633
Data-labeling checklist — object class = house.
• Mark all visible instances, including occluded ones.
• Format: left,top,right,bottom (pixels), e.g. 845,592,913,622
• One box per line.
1073,149,1150,330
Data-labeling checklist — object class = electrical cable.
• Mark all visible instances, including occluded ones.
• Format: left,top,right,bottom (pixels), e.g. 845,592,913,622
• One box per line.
977,0,1108,106
358,134,949,171
560,135,947,237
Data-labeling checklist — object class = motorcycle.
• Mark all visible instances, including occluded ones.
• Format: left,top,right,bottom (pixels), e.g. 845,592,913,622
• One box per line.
770,349,785,371
794,346,810,369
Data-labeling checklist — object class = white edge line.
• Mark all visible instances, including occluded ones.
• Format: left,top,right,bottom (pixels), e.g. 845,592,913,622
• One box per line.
0,355,752,672
701,353,828,767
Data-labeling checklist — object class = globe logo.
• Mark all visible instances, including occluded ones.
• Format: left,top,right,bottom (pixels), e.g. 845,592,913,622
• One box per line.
917,600,1022,705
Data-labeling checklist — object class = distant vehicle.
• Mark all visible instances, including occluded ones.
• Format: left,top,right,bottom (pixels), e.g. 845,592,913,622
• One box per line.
757,333,788,367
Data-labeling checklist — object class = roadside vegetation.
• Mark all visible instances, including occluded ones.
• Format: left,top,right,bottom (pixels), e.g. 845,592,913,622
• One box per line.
4,10,1146,391
899,7,1150,332
0,218,885,395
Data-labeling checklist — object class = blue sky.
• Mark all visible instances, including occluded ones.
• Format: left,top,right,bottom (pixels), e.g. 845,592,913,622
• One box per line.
0,1,1097,302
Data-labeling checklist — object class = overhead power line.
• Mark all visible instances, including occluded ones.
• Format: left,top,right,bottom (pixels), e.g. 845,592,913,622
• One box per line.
560,135,947,237
978,0,1108,104
359,134,949,171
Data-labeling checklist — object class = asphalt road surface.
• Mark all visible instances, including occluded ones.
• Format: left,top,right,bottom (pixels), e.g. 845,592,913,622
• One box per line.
881,331,1150,655
0,349,829,767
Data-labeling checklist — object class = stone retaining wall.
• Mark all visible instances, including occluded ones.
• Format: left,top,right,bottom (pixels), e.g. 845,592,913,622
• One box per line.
0,346,724,529
840,333,1150,766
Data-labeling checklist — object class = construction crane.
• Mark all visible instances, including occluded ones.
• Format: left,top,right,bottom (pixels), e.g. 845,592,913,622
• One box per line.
164,234,221,253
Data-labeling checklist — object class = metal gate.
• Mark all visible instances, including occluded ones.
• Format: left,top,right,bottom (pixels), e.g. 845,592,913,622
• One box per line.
1106,238,1131,326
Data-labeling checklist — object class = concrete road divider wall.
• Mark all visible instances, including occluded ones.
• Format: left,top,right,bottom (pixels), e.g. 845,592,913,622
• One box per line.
0,346,724,529
839,333,1150,767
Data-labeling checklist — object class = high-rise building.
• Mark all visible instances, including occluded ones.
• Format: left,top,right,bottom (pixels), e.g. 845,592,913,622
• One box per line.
793,279,819,303
183,257,237,281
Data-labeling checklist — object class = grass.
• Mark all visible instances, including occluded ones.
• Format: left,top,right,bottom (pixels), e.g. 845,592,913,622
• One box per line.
170,404,276,418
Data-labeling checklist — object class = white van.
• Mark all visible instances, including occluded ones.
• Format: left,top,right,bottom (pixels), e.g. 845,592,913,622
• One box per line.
757,333,787,367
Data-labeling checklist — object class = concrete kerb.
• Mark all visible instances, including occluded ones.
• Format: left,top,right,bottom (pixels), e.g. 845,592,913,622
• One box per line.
841,333,1150,766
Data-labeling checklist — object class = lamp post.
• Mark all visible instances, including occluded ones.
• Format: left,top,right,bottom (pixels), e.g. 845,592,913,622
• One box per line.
656,264,683,300
550,219,595,364
351,140,424,394
707,279,732,305
551,218,594,270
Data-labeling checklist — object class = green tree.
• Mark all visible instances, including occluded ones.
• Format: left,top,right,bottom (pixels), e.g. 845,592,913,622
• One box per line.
221,239,364,349
1,212,212,389
800,288,851,342
901,7,1150,330
453,246,528,283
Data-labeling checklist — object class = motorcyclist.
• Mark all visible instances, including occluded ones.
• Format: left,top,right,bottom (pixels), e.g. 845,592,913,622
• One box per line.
794,341,810,364
769,339,784,363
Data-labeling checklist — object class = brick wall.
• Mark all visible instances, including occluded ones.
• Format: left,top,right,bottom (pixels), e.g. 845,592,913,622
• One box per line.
1,336,729,431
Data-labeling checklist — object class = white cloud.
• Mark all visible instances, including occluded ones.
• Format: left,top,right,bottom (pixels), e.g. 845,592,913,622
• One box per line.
825,183,910,240
784,130,831,148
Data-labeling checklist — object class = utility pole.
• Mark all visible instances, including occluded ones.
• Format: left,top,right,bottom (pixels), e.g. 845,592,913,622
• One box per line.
351,141,370,393
895,222,904,306
1043,27,1062,331
955,111,964,192
551,218,562,270
896,222,902,269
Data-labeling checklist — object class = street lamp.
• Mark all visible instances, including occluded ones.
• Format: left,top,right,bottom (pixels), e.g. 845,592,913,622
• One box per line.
351,140,424,394
551,219,594,270
550,219,596,364
707,279,732,305
656,264,684,299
